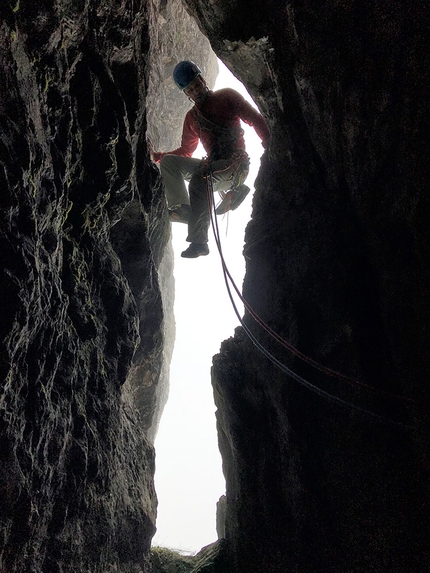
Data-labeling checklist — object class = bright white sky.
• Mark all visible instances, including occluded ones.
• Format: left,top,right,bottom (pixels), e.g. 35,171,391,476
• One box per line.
152,60,265,554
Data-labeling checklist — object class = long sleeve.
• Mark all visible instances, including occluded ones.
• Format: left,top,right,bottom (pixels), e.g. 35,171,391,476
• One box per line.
231,91,270,145
152,111,200,162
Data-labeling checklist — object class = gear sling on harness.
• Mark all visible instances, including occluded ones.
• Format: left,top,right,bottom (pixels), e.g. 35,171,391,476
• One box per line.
192,106,250,204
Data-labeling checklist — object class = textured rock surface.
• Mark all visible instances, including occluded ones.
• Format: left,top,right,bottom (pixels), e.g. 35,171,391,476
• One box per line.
146,0,218,155
132,0,217,440
151,541,226,573
0,2,158,571
0,0,214,571
2,1,430,572
182,1,430,572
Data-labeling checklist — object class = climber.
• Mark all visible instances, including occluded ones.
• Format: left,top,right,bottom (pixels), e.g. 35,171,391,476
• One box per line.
149,60,270,258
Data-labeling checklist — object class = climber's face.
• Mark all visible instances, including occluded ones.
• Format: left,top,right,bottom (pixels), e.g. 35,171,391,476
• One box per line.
184,76,208,104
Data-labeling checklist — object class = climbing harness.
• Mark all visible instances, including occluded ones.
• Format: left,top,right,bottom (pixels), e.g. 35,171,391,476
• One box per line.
192,102,251,210
192,106,246,159
202,149,250,214
205,170,414,429
216,152,250,214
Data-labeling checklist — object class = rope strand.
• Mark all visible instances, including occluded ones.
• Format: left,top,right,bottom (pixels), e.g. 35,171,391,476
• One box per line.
206,171,413,429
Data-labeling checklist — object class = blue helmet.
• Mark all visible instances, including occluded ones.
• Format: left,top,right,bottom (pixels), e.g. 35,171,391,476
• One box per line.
173,61,202,90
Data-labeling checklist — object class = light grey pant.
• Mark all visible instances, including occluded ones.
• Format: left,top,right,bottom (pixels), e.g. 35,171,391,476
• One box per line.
160,154,240,244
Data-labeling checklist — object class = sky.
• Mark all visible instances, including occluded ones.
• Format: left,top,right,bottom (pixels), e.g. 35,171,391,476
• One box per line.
152,60,265,554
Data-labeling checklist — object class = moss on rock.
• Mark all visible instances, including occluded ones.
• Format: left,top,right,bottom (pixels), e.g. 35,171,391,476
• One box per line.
151,540,228,573
151,547,196,573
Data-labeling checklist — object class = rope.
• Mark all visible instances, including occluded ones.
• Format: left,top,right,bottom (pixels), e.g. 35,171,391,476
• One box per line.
206,171,413,429
219,247,414,404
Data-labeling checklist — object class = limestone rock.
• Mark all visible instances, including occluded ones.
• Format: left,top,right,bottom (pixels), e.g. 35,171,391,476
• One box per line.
215,494,226,539
0,0,215,571
146,0,218,154
2,1,430,572
182,1,430,571
139,0,218,440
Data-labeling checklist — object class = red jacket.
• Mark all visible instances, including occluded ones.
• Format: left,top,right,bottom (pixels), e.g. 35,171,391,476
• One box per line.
153,88,269,162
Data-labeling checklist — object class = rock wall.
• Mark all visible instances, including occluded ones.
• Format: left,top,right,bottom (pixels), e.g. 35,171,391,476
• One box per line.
1,0,429,572
0,1,158,571
146,0,218,155
125,0,217,441
180,1,430,572
0,0,214,571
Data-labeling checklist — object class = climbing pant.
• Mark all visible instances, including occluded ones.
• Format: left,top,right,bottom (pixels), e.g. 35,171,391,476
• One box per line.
159,154,245,244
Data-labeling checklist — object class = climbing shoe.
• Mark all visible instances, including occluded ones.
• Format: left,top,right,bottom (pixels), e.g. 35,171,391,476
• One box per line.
181,242,209,258
216,184,250,215
169,204,190,224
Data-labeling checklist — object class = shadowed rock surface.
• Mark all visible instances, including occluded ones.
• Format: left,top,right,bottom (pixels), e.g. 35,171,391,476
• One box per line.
186,1,430,571
0,0,213,571
1,1,429,572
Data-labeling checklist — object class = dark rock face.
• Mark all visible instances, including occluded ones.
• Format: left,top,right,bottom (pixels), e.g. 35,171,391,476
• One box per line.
0,1,213,571
181,1,430,572
1,1,429,572
0,1,159,570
